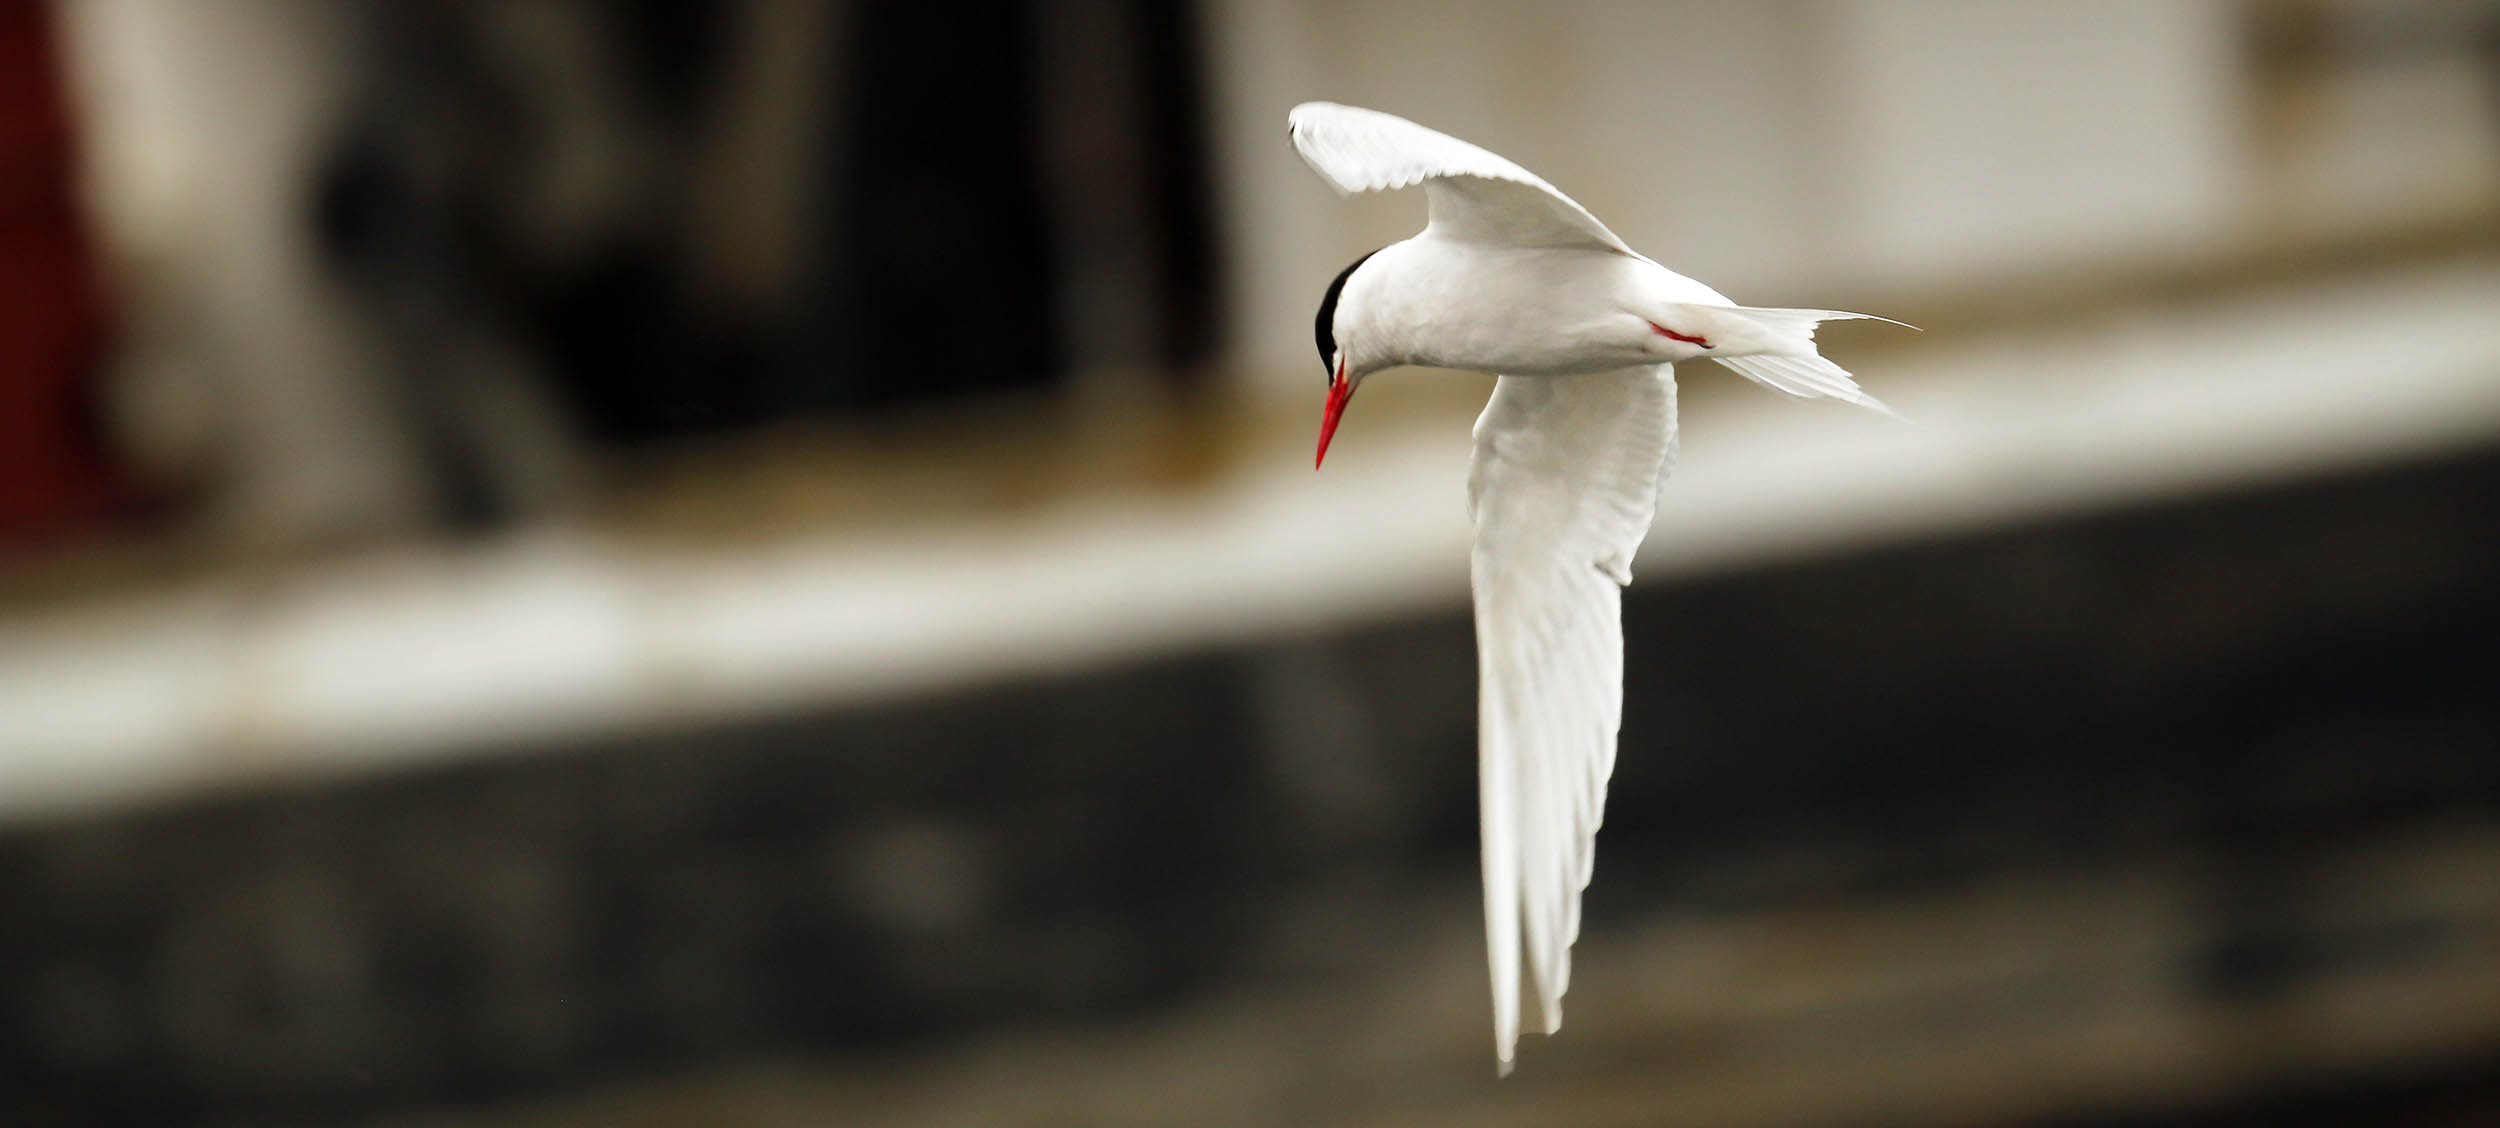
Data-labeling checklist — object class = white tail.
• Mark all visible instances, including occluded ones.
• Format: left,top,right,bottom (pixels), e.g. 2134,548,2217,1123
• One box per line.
1700,305,1906,418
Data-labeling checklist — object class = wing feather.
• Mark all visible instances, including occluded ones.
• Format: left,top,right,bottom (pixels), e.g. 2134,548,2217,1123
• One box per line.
1290,101,1634,254
1468,365,1677,1073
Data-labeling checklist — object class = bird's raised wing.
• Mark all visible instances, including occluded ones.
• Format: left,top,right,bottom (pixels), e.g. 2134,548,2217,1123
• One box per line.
1467,364,1676,1073
1290,102,1634,254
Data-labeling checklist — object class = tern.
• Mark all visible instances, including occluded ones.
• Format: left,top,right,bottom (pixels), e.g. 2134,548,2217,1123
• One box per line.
1291,101,1900,1074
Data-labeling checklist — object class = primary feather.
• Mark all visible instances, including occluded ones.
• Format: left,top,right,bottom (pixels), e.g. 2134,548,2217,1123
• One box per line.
1469,366,1676,1074
1291,101,1633,254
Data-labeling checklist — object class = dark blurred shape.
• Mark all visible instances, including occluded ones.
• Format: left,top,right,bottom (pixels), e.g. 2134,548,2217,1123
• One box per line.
794,0,1067,415
0,0,130,546
312,0,1218,466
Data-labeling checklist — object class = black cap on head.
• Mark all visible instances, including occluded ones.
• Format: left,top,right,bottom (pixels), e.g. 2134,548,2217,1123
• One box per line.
1313,249,1380,382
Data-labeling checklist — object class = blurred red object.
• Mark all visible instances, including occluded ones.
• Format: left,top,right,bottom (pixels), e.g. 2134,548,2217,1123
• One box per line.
0,0,130,548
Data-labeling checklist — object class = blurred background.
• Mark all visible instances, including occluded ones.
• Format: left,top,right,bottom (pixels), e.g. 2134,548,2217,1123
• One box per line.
2,0,2498,1123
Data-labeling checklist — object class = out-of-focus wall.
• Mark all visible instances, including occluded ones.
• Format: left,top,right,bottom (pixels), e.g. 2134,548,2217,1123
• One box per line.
1203,0,2497,393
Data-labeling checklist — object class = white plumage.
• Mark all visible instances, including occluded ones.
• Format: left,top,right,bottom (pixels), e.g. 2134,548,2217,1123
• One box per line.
1289,101,1899,1074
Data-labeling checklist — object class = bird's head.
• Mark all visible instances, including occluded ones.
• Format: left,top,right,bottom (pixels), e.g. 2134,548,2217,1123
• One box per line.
1312,248,1384,469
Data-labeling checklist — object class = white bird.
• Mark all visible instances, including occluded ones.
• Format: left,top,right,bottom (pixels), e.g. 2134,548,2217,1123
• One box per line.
1290,101,1900,1074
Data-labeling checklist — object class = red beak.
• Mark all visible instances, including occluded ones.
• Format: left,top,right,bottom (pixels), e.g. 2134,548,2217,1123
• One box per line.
1316,359,1353,469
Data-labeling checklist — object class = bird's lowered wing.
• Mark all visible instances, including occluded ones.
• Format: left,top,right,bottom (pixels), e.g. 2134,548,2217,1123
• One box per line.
1467,364,1676,1073
1289,101,1634,255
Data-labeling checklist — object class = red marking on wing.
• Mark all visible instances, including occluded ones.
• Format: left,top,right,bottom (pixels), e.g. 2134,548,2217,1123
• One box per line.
1648,321,1710,348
